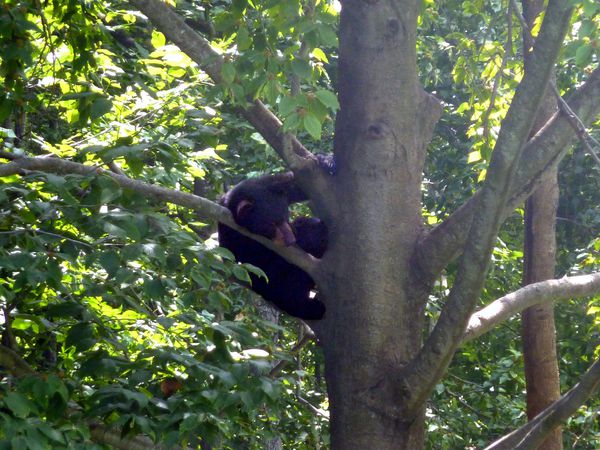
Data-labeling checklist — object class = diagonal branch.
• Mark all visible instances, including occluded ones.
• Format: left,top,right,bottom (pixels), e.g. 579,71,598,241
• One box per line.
0,345,36,377
128,0,307,162
401,0,574,416
511,0,600,168
414,65,600,287
484,356,600,450
128,0,334,206
462,272,600,343
0,155,319,276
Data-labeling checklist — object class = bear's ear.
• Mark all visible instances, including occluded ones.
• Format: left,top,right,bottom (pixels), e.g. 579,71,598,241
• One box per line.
235,199,254,220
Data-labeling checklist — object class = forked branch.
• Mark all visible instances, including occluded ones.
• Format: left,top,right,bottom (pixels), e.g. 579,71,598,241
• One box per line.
414,65,600,287
402,0,574,417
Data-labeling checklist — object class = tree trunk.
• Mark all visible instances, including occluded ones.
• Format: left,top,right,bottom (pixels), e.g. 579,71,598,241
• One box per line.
522,173,562,450
521,1,562,449
316,1,436,447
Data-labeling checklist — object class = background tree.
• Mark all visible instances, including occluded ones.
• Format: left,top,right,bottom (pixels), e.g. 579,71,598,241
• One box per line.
520,0,562,449
0,0,599,449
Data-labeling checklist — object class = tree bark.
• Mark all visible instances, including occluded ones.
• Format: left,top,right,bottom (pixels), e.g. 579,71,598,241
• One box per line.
321,0,435,447
522,173,562,450
520,1,562,448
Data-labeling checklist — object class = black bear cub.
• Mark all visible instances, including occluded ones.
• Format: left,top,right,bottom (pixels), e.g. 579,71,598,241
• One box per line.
218,172,327,320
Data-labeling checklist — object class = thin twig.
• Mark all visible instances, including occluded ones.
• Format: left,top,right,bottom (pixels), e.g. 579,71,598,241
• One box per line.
269,330,315,377
0,228,93,247
296,395,329,418
483,2,513,142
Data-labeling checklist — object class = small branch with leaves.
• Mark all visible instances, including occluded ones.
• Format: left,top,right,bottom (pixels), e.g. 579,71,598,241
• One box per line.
414,65,600,287
128,0,335,208
0,153,320,276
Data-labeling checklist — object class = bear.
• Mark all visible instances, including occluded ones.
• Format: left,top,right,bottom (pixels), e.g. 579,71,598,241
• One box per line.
218,172,328,320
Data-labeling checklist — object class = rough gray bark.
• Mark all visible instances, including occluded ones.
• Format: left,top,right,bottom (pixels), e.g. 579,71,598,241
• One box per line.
320,1,437,446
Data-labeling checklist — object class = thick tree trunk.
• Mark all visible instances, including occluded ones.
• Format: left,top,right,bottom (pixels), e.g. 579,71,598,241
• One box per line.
520,1,562,449
316,1,434,448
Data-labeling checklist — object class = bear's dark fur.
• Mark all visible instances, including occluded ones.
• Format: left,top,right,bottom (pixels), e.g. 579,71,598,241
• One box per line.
218,173,327,320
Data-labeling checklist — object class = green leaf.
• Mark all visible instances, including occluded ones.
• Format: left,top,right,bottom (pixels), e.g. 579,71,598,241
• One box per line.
315,89,339,111
144,278,167,298
291,59,312,80
191,266,211,288
4,392,32,418
260,378,279,400
90,98,113,121
65,322,96,352
121,389,149,408
212,247,235,261
244,263,266,280
317,25,338,47
279,96,297,116
303,113,322,140
151,30,166,48
311,48,329,63
46,375,69,404
582,0,600,16
575,44,593,67
230,83,246,102
37,422,66,444
99,251,121,276
233,264,250,282
283,111,302,132
467,150,481,163
97,176,123,204
264,78,281,104
236,26,251,51
221,63,236,84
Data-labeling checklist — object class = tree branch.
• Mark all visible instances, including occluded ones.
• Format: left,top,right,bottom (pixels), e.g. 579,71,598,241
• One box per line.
414,65,600,286
128,0,334,206
127,0,268,139
463,272,600,343
484,356,600,450
402,0,574,416
510,0,600,169
0,345,36,377
269,329,315,377
0,155,319,276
